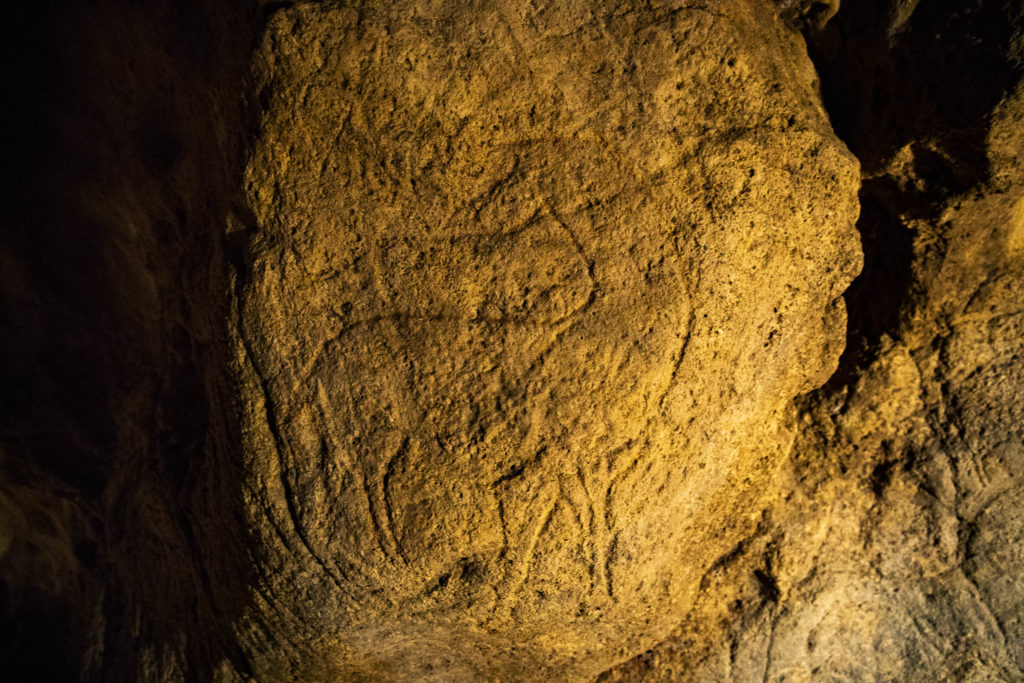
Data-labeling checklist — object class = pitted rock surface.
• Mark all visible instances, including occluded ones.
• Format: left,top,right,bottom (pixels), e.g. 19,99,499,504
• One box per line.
5,0,1023,680
602,1,1024,679
231,0,860,677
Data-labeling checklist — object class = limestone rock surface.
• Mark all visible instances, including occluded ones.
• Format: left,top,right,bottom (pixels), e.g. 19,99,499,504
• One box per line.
602,1,1024,680
230,0,859,678
2,0,1021,681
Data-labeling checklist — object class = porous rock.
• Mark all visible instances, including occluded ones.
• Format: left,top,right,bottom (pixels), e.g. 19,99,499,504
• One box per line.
602,1,1024,679
9,0,1021,680
230,0,860,678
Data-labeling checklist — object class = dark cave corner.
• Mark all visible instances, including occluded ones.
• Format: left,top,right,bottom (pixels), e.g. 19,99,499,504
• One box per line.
0,1,262,680
795,0,1024,389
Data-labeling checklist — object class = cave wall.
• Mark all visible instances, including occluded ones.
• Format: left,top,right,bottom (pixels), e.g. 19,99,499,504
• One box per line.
603,1,1024,680
0,1,260,679
229,1,861,678
0,0,1021,681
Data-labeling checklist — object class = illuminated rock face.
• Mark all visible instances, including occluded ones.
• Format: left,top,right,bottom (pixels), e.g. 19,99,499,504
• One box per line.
602,2,1024,680
232,0,860,677
6,0,1023,680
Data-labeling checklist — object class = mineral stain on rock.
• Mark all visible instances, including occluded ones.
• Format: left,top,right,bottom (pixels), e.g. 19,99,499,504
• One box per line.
0,0,1021,681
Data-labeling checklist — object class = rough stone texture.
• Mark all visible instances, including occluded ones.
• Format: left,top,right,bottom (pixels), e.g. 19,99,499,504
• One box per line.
228,0,859,678
602,1,1024,680
0,0,1021,681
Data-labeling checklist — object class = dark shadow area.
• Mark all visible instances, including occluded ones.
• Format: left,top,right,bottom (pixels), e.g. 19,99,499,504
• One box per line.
803,0,1024,384
810,1,1021,175
0,1,262,680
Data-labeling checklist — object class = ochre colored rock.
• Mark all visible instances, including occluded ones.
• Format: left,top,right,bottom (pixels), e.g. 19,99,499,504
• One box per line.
231,0,859,677
602,1,1024,679
4,0,1020,680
